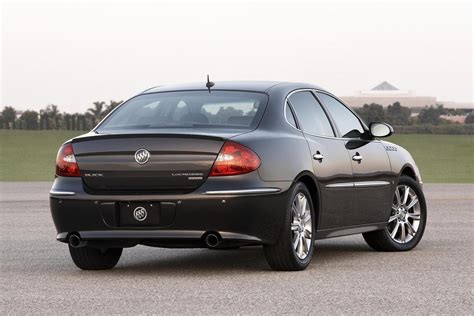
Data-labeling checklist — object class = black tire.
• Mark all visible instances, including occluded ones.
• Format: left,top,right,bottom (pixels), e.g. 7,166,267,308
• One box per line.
69,245,123,270
363,175,427,251
264,182,316,271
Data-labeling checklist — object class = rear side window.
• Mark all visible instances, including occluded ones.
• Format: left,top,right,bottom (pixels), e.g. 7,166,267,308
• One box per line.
97,91,268,131
317,93,365,138
288,91,334,137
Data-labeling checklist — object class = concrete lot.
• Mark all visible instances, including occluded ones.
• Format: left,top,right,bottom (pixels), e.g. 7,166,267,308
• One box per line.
0,182,472,314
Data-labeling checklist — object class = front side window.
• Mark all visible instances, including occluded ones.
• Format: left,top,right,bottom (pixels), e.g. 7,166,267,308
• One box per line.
97,91,268,131
288,91,334,137
317,93,365,138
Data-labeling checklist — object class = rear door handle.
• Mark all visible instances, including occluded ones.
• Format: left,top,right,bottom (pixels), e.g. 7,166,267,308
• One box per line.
313,151,324,161
352,152,363,162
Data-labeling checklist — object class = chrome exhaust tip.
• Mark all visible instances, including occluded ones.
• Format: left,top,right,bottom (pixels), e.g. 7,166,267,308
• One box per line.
204,233,221,248
68,234,87,248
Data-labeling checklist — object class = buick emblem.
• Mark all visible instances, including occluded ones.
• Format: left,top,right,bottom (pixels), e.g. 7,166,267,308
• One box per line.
134,149,150,165
133,206,147,221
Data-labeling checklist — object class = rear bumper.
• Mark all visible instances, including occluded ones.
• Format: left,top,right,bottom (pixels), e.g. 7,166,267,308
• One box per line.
50,177,292,246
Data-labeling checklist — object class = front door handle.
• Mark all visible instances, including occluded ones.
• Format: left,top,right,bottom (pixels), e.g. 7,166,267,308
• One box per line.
313,151,324,161
352,152,363,162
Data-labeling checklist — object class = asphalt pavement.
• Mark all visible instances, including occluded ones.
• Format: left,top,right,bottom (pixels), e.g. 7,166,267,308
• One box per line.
0,182,472,314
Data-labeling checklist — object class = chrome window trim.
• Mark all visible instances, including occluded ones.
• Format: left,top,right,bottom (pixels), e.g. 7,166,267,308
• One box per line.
283,101,298,129
50,190,76,196
314,90,370,135
203,188,281,195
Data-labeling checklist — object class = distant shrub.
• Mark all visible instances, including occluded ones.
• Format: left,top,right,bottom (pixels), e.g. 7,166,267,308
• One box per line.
393,124,474,135
465,113,474,124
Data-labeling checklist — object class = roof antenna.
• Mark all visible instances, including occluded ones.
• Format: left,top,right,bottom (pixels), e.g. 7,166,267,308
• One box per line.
206,74,215,93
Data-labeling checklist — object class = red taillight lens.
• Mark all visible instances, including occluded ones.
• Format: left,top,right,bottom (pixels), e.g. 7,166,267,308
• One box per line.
209,141,261,176
56,143,80,177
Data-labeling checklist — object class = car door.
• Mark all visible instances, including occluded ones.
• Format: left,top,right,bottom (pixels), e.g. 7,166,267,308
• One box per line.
287,91,354,230
316,92,393,226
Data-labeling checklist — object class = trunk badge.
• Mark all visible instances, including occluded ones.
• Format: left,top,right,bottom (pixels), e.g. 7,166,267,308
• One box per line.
133,206,147,221
134,149,150,165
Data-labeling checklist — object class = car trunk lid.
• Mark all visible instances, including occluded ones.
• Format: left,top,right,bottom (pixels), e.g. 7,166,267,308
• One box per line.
71,131,241,193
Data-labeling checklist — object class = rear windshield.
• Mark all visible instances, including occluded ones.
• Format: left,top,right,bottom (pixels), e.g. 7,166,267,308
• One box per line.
97,91,268,131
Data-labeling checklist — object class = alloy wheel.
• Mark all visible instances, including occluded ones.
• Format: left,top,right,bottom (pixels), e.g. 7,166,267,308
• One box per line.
291,192,313,259
387,185,421,243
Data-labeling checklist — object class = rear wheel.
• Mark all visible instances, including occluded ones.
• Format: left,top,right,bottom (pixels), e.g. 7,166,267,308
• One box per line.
363,175,427,251
264,182,316,271
69,245,123,270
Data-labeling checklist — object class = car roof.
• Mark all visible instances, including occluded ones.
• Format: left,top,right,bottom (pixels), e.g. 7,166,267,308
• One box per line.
141,81,327,94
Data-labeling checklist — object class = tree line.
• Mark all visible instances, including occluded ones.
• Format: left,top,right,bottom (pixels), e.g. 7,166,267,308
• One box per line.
0,100,473,131
0,101,122,130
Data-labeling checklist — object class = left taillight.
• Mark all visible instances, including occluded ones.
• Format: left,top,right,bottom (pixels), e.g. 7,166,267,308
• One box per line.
55,143,80,177
209,141,261,177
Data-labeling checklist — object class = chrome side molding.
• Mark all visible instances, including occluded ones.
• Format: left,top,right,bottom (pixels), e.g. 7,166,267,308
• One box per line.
326,182,354,189
354,181,391,187
204,188,281,195
326,181,391,189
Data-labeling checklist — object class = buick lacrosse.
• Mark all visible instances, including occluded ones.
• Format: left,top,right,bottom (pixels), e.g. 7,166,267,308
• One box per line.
50,81,427,271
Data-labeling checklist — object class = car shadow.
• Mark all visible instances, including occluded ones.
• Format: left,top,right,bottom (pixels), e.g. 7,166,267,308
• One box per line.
101,240,374,276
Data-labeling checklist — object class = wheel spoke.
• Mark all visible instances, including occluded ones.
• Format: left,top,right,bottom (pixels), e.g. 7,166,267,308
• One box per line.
400,223,406,242
406,197,419,210
302,212,311,225
406,221,416,236
392,204,398,211
388,215,398,223
291,222,299,231
297,235,304,257
301,235,308,255
395,188,402,206
304,237,312,254
390,222,400,238
295,194,303,214
293,232,300,250
304,228,312,239
402,186,410,205
301,197,307,215
408,213,421,220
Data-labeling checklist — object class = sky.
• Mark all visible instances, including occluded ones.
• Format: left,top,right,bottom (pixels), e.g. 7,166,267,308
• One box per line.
1,0,473,113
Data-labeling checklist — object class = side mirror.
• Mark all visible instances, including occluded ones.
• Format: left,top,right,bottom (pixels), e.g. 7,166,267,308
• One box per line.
369,122,393,138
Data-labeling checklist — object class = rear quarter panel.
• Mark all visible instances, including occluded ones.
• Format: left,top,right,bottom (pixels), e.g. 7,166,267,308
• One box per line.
232,129,312,182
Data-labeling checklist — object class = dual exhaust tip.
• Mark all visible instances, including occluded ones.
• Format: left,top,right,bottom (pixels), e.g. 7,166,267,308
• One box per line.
69,232,222,248
68,234,87,248
204,232,221,248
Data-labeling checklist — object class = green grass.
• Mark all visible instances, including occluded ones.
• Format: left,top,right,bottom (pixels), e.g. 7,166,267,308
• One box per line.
0,131,472,182
387,134,473,183
0,130,82,181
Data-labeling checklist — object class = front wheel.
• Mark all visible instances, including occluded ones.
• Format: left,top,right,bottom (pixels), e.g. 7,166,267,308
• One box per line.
363,175,427,251
69,245,123,270
264,182,316,271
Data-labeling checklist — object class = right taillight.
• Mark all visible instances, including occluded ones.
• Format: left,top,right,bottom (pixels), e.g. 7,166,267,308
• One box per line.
209,141,261,176
55,143,80,177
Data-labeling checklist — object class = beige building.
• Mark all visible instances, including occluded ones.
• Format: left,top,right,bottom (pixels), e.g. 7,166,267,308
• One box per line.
340,81,473,109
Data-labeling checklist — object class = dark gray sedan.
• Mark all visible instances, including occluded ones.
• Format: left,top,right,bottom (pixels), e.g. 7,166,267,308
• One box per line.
50,81,427,271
